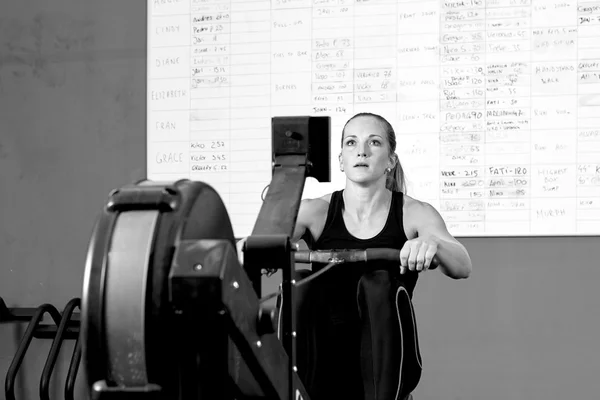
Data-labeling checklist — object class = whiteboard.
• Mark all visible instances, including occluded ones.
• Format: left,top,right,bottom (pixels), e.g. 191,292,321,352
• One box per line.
147,0,600,237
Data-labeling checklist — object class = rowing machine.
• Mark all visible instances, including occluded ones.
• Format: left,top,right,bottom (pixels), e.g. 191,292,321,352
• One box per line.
80,116,330,400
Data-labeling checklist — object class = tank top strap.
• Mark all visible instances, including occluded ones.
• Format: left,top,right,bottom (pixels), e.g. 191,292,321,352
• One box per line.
392,191,403,229
301,192,342,247
392,191,410,244
321,190,344,234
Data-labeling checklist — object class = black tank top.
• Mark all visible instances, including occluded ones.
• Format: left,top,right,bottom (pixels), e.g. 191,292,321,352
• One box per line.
310,190,418,324
298,190,418,399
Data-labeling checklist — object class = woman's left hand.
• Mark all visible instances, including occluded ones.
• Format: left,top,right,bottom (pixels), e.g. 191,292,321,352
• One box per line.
399,237,439,274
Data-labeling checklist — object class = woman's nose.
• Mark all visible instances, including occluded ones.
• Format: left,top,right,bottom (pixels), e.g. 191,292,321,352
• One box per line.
357,142,368,157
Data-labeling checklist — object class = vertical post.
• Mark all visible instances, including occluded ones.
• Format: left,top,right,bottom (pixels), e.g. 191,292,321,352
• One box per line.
280,241,297,400
170,244,229,400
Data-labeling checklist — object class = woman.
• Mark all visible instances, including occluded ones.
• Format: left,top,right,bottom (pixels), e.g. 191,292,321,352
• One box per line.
289,112,472,400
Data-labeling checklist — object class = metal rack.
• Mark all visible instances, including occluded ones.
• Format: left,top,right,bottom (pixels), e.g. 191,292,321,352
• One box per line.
1,297,82,400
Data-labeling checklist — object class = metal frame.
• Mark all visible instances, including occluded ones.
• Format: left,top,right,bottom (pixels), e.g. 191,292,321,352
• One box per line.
82,116,330,400
1,297,82,400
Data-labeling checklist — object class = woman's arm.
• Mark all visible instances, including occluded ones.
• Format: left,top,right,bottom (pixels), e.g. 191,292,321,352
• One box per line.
292,199,311,244
402,200,472,280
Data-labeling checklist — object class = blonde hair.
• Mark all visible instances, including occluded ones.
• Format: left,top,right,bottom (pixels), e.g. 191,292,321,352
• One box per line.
341,112,406,193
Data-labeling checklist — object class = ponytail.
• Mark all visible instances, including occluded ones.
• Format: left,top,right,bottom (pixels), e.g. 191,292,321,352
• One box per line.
385,155,406,193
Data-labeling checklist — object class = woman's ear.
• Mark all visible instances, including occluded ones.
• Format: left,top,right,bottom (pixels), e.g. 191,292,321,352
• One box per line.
389,153,398,170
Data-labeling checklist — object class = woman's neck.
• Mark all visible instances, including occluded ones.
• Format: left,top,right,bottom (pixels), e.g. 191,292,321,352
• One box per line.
342,182,392,222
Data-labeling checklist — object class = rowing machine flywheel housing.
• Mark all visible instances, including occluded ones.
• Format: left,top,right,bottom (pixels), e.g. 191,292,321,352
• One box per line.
81,179,236,398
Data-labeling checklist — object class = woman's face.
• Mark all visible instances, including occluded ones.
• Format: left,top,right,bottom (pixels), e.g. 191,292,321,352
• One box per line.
340,116,395,185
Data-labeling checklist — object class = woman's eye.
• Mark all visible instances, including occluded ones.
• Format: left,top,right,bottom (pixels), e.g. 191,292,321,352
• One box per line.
371,140,381,146
345,140,355,146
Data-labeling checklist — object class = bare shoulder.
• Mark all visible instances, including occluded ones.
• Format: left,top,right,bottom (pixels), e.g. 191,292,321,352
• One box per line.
403,194,435,214
299,193,332,220
295,193,333,243
402,194,446,238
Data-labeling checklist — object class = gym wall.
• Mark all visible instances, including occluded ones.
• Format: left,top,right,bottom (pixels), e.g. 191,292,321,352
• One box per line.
1,1,599,400
0,1,146,399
